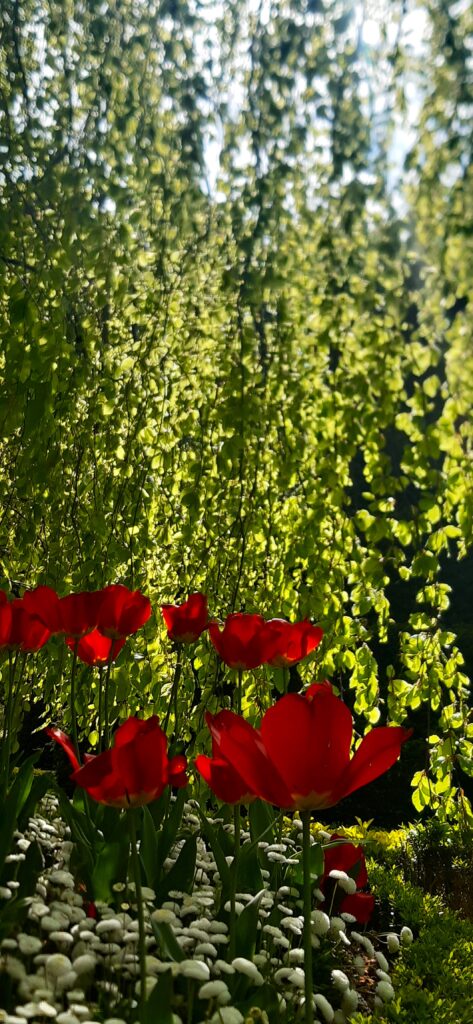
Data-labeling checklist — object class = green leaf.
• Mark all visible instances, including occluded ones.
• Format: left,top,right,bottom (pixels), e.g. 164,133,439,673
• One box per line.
287,842,324,888
157,835,197,903
142,966,175,1024
141,805,160,891
249,800,276,845
197,810,231,893
235,888,265,958
151,919,184,963
91,840,129,902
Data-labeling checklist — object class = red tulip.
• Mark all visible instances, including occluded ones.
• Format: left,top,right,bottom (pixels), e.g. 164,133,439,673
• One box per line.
46,716,187,808
96,584,151,640
1,599,50,652
65,629,125,665
204,684,411,811
0,591,12,646
195,711,257,804
265,618,323,668
161,592,208,644
321,835,374,924
209,613,280,670
23,586,102,638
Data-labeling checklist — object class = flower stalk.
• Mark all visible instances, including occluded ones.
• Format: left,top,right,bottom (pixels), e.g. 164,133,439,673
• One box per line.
163,646,182,735
229,802,241,960
128,807,147,1020
302,809,314,1024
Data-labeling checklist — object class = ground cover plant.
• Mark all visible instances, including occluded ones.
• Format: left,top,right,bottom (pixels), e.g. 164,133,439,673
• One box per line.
1,0,473,1020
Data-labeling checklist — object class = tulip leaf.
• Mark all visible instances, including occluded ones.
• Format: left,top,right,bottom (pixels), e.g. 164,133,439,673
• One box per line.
141,805,160,890
236,839,264,895
16,840,44,898
151,919,184,963
91,840,129,902
0,756,38,877
157,788,186,867
287,841,324,888
235,888,265,958
141,966,174,1024
156,834,197,902
197,810,231,894
249,799,276,844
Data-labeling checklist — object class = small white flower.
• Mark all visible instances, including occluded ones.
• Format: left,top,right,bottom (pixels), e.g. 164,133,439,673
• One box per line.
96,919,123,936
231,958,264,984
387,932,400,953
71,954,96,976
198,980,231,1004
37,1001,57,1018
179,959,210,981
209,1010,244,1024
288,968,305,989
44,954,73,980
400,926,413,945
213,959,235,975
341,988,359,1013
375,951,390,973
376,980,395,1002
314,992,335,1022
331,969,350,991
151,908,177,924
311,910,330,936
18,934,42,956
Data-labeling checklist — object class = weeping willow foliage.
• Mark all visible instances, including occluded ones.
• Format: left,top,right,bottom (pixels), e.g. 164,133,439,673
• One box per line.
0,0,472,820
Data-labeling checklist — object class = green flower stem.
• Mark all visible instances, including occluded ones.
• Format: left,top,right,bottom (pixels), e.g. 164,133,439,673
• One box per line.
1,653,16,793
302,809,314,1024
163,646,182,735
236,668,242,716
97,666,103,752
70,641,80,764
103,657,113,750
128,807,147,1020
229,802,241,960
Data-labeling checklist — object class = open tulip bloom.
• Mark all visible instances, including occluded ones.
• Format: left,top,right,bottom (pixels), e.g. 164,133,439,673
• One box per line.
199,682,411,812
208,612,281,670
161,591,208,644
47,715,188,808
265,618,323,668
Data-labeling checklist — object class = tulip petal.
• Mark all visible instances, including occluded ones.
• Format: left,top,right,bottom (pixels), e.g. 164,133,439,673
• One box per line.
208,709,293,807
340,726,413,801
339,891,375,924
195,754,251,804
261,690,353,805
46,727,81,772
114,719,168,801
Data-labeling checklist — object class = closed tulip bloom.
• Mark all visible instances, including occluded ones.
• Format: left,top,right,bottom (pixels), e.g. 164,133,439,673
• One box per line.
4,599,50,652
266,618,323,668
96,584,151,639
205,684,411,812
161,592,208,644
47,716,188,807
65,629,125,665
209,613,279,670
